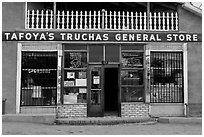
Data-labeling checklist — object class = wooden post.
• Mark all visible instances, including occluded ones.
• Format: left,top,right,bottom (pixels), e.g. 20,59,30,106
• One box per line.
80,11,83,29
147,2,150,30
76,11,78,29
114,11,116,29
131,12,133,30
36,10,39,29
98,11,100,29
127,11,129,29
158,12,161,30
167,12,169,30
162,12,165,30
171,12,174,30
31,10,35,29
62,11,65,29
57,11,60,29
144,12,146,30
85,11,87,29
102,9,105,29
139,12,142,30
135,12,138,30
50,10,53,29
53,2,56,29
27,10,30,29
154,12,157,30
66,11,69,29
175,12,178,30
109,11,112,29
45,10,49,29
41,10,44,29
118,11,121,29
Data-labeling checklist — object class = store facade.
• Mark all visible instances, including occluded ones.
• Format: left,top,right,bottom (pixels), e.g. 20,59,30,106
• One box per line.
2,2,202,118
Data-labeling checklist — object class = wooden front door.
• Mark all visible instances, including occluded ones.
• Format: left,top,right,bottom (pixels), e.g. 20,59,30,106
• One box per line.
88,65,104,117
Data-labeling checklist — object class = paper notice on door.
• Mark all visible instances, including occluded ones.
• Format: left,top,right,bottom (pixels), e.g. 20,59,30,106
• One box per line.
76,79,87,86
93,76,100,84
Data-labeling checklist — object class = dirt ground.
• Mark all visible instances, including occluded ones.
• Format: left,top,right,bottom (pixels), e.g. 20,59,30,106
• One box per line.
2,121,202,135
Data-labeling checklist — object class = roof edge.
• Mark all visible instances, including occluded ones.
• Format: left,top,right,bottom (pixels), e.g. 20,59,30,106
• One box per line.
181,2,202,17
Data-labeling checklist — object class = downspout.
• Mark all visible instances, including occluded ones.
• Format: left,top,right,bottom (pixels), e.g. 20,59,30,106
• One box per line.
183,43,188,117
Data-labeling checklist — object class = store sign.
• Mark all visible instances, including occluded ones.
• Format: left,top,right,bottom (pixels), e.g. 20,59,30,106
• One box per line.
2,31,202,42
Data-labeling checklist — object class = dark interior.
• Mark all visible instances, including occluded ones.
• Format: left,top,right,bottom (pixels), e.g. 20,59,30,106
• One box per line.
104,68,118,114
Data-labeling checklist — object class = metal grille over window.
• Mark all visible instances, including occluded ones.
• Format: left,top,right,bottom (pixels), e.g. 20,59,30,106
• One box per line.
150,52,184,103
21,52,57,106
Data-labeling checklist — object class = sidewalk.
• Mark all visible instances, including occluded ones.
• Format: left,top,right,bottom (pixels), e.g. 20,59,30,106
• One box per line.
158,117,202,124
56,116,157,125
2,114,202,125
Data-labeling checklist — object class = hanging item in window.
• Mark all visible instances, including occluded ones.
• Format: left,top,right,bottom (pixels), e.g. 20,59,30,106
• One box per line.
93,76,100,84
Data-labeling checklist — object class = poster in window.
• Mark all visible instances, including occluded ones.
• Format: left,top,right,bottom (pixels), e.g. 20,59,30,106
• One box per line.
67,72,75,79
93,76,100,84
78,72,86,79
63,93,77,104
76,79,87,86
64,81,75,87
79,88,87,93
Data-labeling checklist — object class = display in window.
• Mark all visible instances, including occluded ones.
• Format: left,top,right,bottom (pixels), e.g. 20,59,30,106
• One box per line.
79,88,87,93
64,81,75,87
64,71,87,87
63,88,87,104
67,72,75,79
63,93,78,104
121,52,143,68
75,79,87,86
121,87,143,102
64,52,87,68
78,71,86,79
121,70,143,85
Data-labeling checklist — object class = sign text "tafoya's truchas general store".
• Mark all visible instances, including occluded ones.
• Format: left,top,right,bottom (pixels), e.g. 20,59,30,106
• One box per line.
2,31,202,42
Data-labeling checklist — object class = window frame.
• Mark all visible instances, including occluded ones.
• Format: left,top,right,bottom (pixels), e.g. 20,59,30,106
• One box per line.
62,48,88,104
120,48,145,102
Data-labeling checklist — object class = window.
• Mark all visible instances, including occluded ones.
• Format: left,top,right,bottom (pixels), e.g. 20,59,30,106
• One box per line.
63,50,88,104
121,47,144,102
150,52,184,103
21,52,57,106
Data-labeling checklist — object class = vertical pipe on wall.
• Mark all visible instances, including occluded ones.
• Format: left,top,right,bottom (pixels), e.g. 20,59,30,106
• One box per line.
183,43,188,117
16,43,22,114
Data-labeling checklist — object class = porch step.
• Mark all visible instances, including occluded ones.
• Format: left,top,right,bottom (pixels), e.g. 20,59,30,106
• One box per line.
2,114,56,124
55,117,157,125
